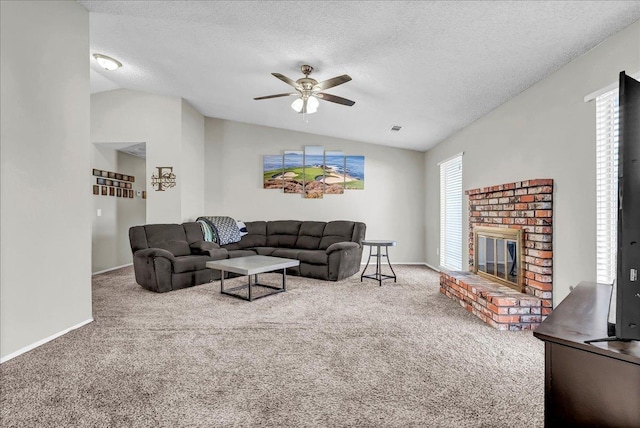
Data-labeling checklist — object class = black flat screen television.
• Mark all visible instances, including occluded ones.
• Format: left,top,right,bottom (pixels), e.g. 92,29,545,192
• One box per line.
608,71,640,341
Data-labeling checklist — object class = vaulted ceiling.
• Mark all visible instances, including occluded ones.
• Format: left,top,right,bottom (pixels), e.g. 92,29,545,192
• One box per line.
81,1,640,151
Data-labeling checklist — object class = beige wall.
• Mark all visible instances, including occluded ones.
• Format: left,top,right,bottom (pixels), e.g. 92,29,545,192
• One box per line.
204,119,426,263
1,0,91,360
424,21,640,305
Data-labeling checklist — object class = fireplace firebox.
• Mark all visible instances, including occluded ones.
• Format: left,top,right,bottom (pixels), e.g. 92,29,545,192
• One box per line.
473,226,523,292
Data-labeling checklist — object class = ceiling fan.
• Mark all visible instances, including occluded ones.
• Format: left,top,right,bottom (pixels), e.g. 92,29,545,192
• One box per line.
254,65,355,114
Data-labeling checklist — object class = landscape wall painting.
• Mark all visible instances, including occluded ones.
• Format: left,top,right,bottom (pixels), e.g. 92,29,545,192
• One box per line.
263,154,283,189
323,151,345,194
303,146,325,199
344,155,365,190
283,150,304,194
262,146,364,198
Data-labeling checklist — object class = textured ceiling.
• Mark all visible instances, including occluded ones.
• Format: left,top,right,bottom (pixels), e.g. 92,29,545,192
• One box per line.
81,1,640,151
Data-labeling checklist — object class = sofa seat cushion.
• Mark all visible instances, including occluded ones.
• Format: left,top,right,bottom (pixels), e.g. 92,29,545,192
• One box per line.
222,242,243,251
271,248,302,259
254,247,278,256
173,255,213,274
297,250,328,265
227,249,258,258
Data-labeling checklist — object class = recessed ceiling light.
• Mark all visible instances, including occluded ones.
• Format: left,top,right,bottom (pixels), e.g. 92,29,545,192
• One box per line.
93,53,122,71
390,125,402,132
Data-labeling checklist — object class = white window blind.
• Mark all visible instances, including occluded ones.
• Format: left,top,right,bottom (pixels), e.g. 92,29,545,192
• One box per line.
596,88,619,284
440,154,463,270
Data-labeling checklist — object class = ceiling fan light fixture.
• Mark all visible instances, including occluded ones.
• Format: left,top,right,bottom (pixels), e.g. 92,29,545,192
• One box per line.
257,64,354,115
291,96,319,114
307,96,319,113
291,97,303,112
93,53,122,71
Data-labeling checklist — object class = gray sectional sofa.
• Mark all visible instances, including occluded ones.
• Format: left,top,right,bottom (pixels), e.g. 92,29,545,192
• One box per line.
129,220,366,293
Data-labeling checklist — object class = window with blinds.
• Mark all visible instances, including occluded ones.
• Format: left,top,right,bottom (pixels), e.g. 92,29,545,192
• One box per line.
596,88,619,284
440,154,463,270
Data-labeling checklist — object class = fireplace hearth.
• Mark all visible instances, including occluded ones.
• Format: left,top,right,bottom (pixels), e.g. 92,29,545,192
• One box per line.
439,179,554,330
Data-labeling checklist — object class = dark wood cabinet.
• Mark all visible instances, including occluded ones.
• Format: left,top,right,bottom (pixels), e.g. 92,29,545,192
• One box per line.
534,282,640,427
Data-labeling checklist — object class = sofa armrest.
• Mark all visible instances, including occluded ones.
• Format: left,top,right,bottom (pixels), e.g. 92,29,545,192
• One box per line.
134,248,176,262
132,248,175,293
326,241,360,254
189,241,228,260
190,241,221,253
205,248,229,261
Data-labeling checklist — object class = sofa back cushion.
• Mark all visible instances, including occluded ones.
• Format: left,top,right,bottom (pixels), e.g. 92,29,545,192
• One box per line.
295,221,327,250
144,224,191,256
183,222,206,244
129,226,149,253
230,221,267,249
266,221,302,248
352,222,366,245
319,221,356,250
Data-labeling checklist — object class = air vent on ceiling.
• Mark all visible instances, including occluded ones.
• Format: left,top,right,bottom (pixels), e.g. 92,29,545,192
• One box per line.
390,125,402,132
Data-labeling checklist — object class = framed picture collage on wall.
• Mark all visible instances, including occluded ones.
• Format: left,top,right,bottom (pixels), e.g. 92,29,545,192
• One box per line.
92,169,136,199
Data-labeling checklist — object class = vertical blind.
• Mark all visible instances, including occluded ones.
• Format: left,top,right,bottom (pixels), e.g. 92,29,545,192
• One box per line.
440,154,463,270
596,88,619,284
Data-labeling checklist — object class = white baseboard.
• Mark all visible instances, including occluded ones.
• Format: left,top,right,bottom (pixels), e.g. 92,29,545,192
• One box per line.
358,261,441,272
0,318,94,364
360,262,428,266
92,263,132,275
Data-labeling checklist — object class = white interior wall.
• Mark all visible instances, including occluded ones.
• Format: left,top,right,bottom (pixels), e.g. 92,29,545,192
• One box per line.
91,146,146,273
204,119,426,263
424,20,640,306
204,118,225,213
1,0,91,360
91,89,183,224
91,145,119,272
90,91,204,272
116,151,147,267
180,100,205,221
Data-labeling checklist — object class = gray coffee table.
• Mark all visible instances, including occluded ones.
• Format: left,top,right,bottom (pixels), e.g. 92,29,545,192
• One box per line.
206,255,300,301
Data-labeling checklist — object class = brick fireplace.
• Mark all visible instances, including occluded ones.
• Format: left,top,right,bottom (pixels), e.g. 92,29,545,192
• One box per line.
440,179,554,330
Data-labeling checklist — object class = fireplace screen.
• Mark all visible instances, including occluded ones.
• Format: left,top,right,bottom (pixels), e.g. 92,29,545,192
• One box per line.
473,226,523,292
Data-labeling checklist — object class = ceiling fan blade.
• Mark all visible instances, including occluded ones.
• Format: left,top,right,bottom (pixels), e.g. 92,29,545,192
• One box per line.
272,73,301,89
316,93,355,106
254,93,297,100
313,74,352,91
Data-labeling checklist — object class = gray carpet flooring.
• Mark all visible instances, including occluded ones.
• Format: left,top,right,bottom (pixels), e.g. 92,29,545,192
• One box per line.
1,265,544,427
